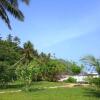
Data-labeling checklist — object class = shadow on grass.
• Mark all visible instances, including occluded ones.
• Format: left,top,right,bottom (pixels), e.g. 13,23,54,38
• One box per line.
27,88,45,92
0,83,45,93
84,88,100,98
0,84,24,89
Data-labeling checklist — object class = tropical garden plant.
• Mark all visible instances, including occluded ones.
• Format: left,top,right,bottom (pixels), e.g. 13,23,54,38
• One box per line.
81,55,100,88
81,55,100,75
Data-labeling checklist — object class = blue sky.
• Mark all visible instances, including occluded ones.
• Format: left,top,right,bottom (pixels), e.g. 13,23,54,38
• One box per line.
0,0,100,61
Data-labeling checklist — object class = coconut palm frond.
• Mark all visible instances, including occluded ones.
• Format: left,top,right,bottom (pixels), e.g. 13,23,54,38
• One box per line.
0,0,30,29
9,0,18,7
81,55,97,66
0,4,11,29
22,0,30,5
0,0,24,21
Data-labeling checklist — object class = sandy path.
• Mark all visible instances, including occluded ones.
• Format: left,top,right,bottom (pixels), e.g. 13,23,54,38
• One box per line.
0,90,22,94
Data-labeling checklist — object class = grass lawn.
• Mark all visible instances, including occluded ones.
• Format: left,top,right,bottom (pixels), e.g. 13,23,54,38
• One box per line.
0,82,100,100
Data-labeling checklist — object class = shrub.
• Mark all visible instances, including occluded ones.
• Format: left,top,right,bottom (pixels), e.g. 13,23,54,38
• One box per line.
91,78,100,88
85,77,100,88
64,77,77,83
42,59,66,82
84,76,93,84
0,62,13,86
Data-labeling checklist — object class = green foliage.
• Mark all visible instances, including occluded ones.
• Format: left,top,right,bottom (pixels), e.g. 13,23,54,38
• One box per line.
96,66,100,75
84,76,100,88
66,61,83,75
0,35,22,85
84,76,93,84
0,34,85,88
90,78,100,88
81,55,100,75
16,60,39,83
23,41,35,64
16,64,32,91
16,59,42,91
0,62,10,85
0,0,30,29
0,86,100,100
71,64,83,75
42,59,66,82
0,61,16,86
64,77,77,83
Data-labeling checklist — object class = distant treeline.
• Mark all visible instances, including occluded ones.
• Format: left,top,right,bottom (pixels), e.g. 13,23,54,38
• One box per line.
0,34,83,87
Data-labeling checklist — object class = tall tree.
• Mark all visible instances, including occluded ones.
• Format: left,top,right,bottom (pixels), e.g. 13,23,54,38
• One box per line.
23,41,34,64
7,34,13,42
70,62,83,75
13,36,20,45
42,59,66,82
0,36,21,84
0,0,30,29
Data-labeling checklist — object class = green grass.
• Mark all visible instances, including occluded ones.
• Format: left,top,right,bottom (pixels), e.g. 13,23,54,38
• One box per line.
0,81,67,91
0,82,100,100
31,81,68,88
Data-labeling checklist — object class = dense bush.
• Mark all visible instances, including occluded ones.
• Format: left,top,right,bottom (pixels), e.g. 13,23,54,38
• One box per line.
64,77,77,83
42,59,66,82
91,78,100,88
0,35,22,85
0,62,10,85
84,76,92,84
85,77,100,88
0,63,17,87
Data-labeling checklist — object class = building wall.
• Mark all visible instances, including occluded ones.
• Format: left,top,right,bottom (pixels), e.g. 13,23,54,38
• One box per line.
59,75,99,82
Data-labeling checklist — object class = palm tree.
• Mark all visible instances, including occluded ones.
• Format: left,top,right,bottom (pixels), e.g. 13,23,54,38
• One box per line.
81,55,100,75
0,0,30,29
13,36,20,45
13,41,35,67
23,41,34,64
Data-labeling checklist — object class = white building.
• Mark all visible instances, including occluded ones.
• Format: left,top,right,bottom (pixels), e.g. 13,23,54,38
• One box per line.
59,72,99,83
